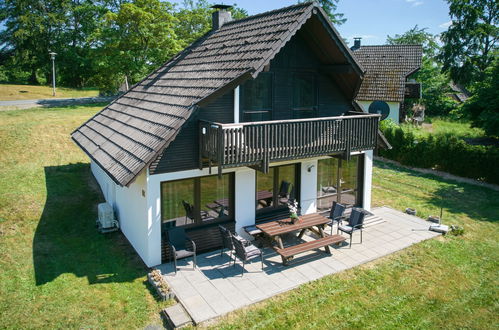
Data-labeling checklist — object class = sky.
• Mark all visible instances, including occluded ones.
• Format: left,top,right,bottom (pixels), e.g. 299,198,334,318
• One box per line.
173,0,452,45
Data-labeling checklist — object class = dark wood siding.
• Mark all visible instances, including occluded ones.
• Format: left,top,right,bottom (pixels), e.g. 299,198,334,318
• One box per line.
151,33,353,175
150,91,234,174
264,33,351,121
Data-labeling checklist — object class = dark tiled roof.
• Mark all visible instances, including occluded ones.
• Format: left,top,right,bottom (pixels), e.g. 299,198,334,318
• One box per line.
72,2,362,186
353,45,422,102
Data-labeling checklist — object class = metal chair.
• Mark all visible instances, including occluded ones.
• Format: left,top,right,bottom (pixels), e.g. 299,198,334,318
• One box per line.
231,234,263,276
338,208,366,247
328,201,347,235
166,227,196,274
218,225,234,260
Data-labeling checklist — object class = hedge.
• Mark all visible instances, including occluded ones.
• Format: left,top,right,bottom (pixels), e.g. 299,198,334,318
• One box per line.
379,125,499,185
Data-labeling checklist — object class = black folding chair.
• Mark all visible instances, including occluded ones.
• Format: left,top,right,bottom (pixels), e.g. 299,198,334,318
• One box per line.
338,208,366,247
167,227,196,274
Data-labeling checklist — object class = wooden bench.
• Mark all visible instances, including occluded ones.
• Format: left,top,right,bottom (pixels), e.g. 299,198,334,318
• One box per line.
275,234,346,264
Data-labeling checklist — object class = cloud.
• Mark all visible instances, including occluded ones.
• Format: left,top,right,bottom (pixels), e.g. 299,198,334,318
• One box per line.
406,0,423,6
439,20,453,28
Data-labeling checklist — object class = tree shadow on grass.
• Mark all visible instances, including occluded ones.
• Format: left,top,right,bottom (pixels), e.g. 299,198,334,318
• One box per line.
33,163,147,286
376,160,499,223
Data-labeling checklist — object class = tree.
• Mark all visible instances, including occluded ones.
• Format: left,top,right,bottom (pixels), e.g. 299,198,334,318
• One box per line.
460,59,499,137
91,0,183,93
439,0,498,87
174,0,247,48
0,0,68,84
387,26,457,116
299,0,346,25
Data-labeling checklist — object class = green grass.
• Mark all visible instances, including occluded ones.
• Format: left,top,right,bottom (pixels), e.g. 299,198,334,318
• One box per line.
0,84,99,101
401,117,486,139
0,105,497,328
0,105,167,329
210,161,499,329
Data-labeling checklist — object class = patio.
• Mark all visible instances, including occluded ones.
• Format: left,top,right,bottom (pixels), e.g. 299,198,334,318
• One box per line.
156,206,440,324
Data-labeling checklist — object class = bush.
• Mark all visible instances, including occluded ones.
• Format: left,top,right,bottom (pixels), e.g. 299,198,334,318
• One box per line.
380,124,499,184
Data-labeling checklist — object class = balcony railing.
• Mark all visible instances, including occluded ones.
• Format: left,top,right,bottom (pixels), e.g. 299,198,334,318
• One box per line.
199,113,380,175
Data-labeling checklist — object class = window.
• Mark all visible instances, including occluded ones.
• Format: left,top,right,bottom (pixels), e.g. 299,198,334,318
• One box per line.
256,164,299,213
161,173,233,227
292,73,318,118
240,72,273,122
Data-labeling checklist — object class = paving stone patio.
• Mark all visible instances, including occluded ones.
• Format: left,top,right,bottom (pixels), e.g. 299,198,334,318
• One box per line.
157,206,439,324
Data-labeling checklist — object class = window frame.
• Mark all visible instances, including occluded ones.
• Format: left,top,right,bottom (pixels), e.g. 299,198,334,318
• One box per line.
291,72,318,119
160,173,235,229
255,163,301,216
240,72,274,122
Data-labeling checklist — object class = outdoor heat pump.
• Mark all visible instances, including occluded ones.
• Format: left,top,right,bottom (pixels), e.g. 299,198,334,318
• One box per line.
97,203,119,233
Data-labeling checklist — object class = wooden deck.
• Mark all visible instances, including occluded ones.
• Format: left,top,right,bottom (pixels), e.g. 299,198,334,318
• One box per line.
199,113,380,175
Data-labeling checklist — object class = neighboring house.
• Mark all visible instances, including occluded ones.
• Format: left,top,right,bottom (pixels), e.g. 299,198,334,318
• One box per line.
72,2,386,267
351,38,422,124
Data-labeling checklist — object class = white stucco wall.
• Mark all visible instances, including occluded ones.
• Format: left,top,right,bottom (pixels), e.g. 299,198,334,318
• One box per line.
115,169,148,265
300,159,318,215
234,169,256,238
91,160,116,207
91,161,150,266
362,150,373,211
357,100,401,124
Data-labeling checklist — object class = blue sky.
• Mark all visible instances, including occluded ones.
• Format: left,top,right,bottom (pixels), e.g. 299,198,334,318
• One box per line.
176,0,452,45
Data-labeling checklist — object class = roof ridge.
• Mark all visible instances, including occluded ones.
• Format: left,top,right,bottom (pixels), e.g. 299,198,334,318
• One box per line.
224,2,315,26
356,44,423,48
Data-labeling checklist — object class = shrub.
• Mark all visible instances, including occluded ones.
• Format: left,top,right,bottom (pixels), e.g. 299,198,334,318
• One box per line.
379,125,499,184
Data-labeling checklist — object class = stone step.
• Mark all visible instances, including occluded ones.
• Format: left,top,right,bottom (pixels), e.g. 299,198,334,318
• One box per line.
162,304,192,329
363,215,385,227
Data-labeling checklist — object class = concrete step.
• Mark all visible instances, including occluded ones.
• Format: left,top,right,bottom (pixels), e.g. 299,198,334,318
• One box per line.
162,304,192,329
363,215,385,227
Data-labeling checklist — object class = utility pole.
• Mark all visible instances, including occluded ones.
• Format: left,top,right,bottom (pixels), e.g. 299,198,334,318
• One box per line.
49,51,57,96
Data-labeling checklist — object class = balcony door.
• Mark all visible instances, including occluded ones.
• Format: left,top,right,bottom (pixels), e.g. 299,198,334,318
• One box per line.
255,164,300,215
316,156,362,212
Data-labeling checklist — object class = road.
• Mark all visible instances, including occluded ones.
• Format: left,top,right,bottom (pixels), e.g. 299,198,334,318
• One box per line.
0,96,115,107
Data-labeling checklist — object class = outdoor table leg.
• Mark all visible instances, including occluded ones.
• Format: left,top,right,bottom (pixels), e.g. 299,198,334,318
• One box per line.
275,235,290,265
298,229,307,239
318,225,331,254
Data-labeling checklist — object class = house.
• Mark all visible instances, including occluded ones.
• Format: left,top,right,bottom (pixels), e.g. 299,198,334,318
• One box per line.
72,2,385,267
351,38,422,124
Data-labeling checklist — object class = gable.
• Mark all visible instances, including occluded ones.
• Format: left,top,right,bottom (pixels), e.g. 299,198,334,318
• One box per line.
71,2,364,186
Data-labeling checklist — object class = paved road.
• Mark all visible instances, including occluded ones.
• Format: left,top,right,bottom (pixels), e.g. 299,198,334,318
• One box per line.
0,96,115,107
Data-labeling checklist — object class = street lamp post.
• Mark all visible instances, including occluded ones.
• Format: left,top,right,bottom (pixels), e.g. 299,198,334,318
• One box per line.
49,51,57,96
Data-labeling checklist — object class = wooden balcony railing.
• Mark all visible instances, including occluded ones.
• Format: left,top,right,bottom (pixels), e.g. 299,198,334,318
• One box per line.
199,113,380,175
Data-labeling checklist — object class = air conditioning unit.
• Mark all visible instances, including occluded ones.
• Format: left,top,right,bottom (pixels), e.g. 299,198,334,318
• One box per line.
97,203,119,233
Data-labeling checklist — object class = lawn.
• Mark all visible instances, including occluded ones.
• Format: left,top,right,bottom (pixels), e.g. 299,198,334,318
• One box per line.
0,105,497,328
211,166,498,328
0,104,168,329
0,84,99,100
402,117,485,139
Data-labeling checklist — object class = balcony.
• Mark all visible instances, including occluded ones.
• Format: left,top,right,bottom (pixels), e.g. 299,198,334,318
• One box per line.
199,113,380,175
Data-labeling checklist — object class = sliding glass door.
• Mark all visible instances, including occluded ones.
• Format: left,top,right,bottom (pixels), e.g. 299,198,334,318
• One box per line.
316,156,362,212
256,164,299,214
161,173,234,228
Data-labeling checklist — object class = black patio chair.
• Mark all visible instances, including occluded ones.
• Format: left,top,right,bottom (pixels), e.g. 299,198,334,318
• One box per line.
278,181,291,203
182,200,209,223
218,225,234,260
166,227,196,275
338,208,366,248
328,201,347,235
231,234,263,276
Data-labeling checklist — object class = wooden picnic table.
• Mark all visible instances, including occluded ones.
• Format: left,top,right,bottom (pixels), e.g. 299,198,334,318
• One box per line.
256,213,345,265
